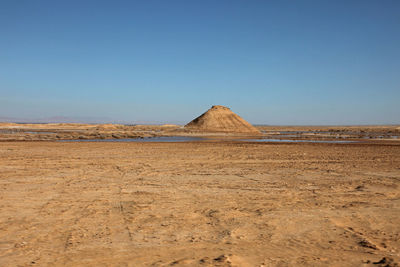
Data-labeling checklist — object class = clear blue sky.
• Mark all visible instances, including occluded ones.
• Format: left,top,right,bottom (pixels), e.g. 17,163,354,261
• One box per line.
1,0,399,125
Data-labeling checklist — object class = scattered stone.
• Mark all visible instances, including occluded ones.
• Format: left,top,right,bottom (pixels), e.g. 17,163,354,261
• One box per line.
373,257,398,266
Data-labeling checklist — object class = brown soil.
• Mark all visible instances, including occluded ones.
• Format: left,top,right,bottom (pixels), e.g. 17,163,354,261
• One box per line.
0,141,399,266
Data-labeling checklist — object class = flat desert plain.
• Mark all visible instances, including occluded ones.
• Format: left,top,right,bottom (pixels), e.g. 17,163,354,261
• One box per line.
0,141,399,266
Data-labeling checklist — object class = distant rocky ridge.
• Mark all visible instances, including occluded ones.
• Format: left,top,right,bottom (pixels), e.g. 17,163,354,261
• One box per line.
0,116,119,124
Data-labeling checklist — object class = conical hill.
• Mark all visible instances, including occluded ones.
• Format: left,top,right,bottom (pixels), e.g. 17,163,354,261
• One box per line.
185,105,260,134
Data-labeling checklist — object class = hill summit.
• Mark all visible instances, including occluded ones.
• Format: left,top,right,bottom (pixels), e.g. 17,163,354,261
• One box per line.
185,105,261,134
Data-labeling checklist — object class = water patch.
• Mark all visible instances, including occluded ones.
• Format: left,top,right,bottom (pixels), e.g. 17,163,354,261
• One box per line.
242,138,358,144
362,136,400,139
25,131,56,134
0,130,17,134
60,136,205,142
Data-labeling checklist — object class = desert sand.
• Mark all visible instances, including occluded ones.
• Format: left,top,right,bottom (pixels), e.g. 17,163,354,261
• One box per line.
0,139,399,266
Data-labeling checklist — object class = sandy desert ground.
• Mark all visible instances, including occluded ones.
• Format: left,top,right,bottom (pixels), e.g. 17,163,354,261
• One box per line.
0,139,399,266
